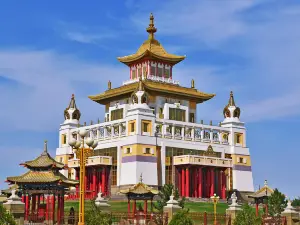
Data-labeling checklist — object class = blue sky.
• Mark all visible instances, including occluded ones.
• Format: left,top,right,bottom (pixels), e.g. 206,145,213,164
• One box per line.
0,0,300,198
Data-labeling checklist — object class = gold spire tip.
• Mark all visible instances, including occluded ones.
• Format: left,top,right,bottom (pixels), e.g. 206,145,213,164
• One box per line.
146,12,157,39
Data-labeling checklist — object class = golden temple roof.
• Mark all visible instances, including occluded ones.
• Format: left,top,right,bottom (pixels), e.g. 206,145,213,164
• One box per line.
7,170,78,186
117,13,185,66
21,141,64,169
120,175,159,195
89,79,215,105
248,180,274,199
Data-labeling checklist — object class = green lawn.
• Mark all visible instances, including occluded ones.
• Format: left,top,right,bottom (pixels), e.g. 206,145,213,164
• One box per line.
65,200,228,214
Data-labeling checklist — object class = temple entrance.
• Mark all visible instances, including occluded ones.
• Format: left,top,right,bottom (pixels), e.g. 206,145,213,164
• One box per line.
175,166,227,199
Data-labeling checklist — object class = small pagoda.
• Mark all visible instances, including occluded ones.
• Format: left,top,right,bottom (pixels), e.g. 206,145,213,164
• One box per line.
120,174,158,216
6,141,78,224
248,180,274,216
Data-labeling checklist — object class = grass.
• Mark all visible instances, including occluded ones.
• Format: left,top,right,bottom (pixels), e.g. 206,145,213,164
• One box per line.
64,200,228,214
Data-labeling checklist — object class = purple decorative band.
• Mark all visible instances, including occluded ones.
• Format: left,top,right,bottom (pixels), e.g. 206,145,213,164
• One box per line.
233,165,252,171
122,155,157,163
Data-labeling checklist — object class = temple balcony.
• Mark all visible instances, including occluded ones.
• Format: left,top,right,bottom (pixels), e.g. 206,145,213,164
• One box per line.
122,75,180,86
65,117,239,148
68,156,112,168
173,155,232,168
155,119,231,146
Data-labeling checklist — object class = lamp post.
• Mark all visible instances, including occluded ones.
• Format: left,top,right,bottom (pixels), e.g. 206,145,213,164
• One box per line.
211,193,220,225
69,129,98,225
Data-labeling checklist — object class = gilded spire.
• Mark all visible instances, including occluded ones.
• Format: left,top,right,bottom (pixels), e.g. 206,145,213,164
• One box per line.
228,91,236,106
68,94,77,109
43,140,48,154
146,13,157,40
139,173,143,183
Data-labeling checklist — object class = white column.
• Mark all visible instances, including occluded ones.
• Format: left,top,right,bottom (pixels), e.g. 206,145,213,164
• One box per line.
200,129,204,141
219,131,222,143
119,123,122,137
97,128,100,139
191,127,195,141
104,126,107,138
181,126,185,139
210,130,213,143
117,145,121,186
171,126,175,138
111,125,114,137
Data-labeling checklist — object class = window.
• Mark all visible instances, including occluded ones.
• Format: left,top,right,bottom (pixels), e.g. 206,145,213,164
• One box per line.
150,107,155,114
143,123,149,132
238,157,244,163
164,68,170,78
130,122,135,132
157,67,163,77
126,148,131,154
169,108,186,122
111,108,123,121
61,134,67,145
145,148,151,154
60,157,63,163
235,133,243,144
189,113,195,123
143,66,147,77
138,68,142,78
150,66,156,75
159,108,163,119
132,70,137,79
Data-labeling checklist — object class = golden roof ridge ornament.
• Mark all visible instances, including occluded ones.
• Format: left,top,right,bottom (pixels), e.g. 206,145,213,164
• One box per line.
146,13,157,40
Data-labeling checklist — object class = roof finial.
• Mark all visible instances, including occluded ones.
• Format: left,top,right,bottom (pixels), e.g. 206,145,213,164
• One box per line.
139,173,143,183
108,80,111,90
228,91,236,106
44,140,48,153
264,180,268,187
68,94,77,109
146,13,157,40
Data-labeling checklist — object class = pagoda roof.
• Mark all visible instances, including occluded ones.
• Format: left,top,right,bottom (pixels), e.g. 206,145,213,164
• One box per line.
248,180,274,199
120,175,158,195
6,170,78,186
89,79,215,105
21,141,64,169
117,13,185,66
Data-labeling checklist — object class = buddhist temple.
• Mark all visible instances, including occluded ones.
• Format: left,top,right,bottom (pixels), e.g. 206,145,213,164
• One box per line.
6,141,78,224
56,13,254,200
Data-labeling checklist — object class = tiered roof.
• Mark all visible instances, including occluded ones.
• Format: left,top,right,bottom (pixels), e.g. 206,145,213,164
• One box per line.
6,141,78,187
117,13,185,66
89,79,215,105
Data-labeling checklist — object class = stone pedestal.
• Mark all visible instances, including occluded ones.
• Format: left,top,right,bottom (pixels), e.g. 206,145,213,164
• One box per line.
3,189,25,225
226,192,241,225
281,200,300,225
95,191,111,213
163,191,182,223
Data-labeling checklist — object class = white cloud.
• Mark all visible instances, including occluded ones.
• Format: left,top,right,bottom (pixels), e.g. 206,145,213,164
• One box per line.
65,31,116,44
0,49,127,131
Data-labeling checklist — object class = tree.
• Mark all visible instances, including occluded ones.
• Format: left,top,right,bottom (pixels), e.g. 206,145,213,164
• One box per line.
267,188,287,217
169,210,194,225
0,204,16,225
292,197,300,207
154,184,185,213
234,204,262,225
85,201,112,225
